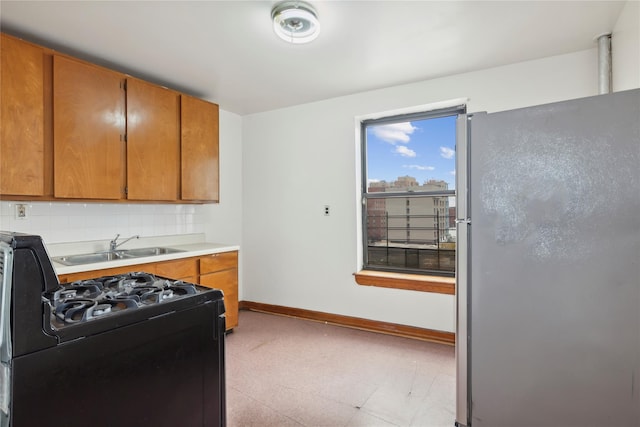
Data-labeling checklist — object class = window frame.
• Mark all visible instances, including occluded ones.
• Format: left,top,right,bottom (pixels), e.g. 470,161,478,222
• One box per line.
360,105,465,278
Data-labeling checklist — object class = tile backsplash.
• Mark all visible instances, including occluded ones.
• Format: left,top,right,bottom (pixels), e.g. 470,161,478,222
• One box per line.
0,201,206,244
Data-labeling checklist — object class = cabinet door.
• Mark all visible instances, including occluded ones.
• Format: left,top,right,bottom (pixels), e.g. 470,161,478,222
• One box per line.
200,269,238,329
127,78,180,201
53,56,126,199
1,34,46,196
155,258,198,280
181,95,219,201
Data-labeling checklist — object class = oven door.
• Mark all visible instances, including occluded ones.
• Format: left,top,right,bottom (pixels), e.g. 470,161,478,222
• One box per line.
11,299,225,427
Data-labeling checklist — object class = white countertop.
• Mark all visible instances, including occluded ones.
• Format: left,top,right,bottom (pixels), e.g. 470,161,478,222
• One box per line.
47,233,239,275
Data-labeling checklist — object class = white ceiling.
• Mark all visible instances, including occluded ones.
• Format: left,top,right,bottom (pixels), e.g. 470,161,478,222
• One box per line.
0,1,627,115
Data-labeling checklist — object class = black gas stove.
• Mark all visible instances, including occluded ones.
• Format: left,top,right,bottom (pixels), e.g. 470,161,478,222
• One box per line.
0,232,226,427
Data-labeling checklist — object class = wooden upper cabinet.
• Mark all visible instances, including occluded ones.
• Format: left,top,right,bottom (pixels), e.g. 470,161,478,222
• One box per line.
126,79,180,201
1,32,218,203
53,56,126,199
1,34,47,196
181,95,219,202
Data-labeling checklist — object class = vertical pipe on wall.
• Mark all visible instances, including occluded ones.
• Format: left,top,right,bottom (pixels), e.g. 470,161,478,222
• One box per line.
596,33,612,94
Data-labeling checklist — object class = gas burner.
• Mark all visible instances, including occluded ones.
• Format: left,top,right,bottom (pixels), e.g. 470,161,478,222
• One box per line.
128,272,156,284
127,285,165,305
87,299,138,319
99,276,124,290
55,299,97,323
169,281,198,296
92,303,112,316
66,281,103,299
60,290,78,300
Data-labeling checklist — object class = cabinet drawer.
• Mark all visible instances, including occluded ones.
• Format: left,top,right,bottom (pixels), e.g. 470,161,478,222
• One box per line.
59,262,156,283
200,251,237,274
156,258,198,279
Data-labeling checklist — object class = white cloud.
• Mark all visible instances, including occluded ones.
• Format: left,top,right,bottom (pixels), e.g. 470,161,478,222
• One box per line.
395,145,416,157
449,170,456,176
371,122,417,144
440,146,455,159
404,164,435,171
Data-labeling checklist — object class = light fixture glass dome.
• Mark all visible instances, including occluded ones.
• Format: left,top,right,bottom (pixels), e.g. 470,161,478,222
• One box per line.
271,1,320,44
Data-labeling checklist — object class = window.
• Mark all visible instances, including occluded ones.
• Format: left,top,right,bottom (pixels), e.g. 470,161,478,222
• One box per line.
361,106,464,277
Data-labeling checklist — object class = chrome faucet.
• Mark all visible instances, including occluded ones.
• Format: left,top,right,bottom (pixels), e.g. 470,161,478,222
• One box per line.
109,234,140,251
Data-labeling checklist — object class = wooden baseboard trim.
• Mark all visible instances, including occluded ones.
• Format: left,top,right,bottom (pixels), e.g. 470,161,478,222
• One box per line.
239,300,455,346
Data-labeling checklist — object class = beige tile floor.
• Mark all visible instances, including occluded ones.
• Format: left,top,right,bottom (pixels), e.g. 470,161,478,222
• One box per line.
226,310,456,427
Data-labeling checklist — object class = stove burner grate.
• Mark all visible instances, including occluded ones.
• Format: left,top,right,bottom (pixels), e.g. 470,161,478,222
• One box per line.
49,272,201,325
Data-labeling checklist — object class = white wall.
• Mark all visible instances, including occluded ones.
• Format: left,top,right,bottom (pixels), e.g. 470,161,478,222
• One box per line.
201,109,244,299
242,27,639,333
0,108,243,253
613,0,640,91
201,109,243,247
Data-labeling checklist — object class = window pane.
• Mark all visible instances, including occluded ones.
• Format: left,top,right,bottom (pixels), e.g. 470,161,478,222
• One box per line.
366,115,457,193
366,195,456,273
362,109,461,276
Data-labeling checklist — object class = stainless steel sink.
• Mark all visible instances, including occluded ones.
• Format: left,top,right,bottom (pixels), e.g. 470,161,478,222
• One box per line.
124,247,185,257
52,247,185,266
52,250,134,266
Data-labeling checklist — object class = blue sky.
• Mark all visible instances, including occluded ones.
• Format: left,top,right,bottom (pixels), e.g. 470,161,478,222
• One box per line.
366,114,457,189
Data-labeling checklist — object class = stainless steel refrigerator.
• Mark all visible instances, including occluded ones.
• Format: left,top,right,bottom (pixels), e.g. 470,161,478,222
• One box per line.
455,89,640,427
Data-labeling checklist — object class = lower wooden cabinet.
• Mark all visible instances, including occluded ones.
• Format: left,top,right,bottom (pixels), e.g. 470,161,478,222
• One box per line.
199,252,238,330
57,251,239,331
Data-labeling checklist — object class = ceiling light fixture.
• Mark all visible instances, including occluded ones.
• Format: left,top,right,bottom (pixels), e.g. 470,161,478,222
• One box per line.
271,1,320,44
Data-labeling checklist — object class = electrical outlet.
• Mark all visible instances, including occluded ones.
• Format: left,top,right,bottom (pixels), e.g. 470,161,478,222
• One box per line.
15,204,27,220
324,205,330,216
